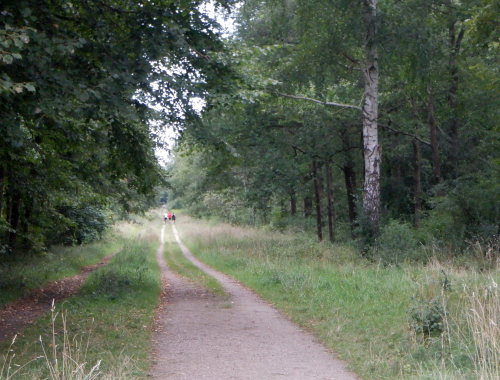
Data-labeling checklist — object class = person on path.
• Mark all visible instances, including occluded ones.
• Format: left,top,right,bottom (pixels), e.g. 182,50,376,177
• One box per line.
164,213,168,224
168,212,172,221
171,213,176,224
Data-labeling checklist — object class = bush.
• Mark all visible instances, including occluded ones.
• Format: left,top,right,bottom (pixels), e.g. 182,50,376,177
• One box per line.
368,220,428,264
47,205,110,246
408,295,446,337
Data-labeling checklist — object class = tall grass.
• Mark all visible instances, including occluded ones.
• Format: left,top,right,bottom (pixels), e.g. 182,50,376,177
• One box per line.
1,307,139,380
0,217,163,379
0,234,122,308
177,216,500,380
464,282,500,379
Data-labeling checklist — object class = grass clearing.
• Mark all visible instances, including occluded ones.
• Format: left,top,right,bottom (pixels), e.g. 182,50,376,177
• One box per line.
0,216,163,379
177,215,500,380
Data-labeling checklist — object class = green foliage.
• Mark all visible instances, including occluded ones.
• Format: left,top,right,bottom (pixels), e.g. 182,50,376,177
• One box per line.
158,0,500,262
270,205,288,231
368,220,428,264
408,295,445,337
0,0,231,256
49,205,110,246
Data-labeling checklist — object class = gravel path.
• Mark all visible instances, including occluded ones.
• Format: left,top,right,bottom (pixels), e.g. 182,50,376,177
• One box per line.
151,224,358,380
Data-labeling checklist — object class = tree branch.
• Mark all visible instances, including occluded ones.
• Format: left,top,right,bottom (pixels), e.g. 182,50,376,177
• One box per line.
379,123,430,145
291,144,307,154
189,45,211,61
274,91,362,111
342,50,359,64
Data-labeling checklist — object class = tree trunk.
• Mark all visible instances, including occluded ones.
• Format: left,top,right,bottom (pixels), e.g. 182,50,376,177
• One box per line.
412,139,422,229
313,160,323,241
290,190,297,216
428,84,442,184
303,196,313,218
343,161,358,232
8,192,21,251
0,165,4,219
22,197,33,246
362,0,381,235
448,18,464,174
325,162,335,242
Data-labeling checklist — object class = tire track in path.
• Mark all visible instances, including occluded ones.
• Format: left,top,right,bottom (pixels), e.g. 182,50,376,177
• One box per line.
152,224,358,380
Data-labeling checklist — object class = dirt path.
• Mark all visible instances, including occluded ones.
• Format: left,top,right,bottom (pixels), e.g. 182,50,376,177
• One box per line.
151,225,358,380
0,251,117,342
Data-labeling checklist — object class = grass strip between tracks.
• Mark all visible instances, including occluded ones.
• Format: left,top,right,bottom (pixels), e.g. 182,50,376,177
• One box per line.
162,223,226,298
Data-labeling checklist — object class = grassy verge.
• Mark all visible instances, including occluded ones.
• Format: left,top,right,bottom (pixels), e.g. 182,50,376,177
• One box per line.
162,223,226,298
176,215,500,380
0,215,163,379
0,235,122,308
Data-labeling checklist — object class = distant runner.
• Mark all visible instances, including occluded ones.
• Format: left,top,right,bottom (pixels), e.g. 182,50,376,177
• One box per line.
171,213,176,224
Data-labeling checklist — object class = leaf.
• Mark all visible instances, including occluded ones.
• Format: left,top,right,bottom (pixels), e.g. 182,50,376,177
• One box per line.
25,83,36,92
2,54,13,64
14,38,24,48
21,8,32,18
79,91,90,102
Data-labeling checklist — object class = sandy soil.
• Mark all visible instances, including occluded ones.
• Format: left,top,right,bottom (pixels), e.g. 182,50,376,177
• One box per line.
151,225,358,380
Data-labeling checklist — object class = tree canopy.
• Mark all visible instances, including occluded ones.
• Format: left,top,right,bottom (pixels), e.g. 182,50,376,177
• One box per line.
0,0,231,256
167,0,500,256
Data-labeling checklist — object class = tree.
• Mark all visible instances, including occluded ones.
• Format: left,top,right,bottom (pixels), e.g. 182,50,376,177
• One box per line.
0,0,231,255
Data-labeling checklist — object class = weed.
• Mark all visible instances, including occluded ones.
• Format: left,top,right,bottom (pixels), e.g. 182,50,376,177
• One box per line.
408,295,446,337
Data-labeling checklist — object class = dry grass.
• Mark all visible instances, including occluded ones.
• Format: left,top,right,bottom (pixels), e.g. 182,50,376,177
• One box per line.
1,305,125,380
465,281,500,379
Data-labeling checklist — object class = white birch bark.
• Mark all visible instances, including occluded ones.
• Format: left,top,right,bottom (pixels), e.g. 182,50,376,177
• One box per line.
362,0,380,233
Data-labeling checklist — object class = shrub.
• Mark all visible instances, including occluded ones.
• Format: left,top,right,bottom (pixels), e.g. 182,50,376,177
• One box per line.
47,205,110,246
368,220,428,264
408,295,446,337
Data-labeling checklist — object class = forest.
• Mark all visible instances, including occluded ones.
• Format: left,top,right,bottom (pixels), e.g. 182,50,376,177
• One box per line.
167,0,500,261
0,0,231,257
2,2,500,378
1,0,500,261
